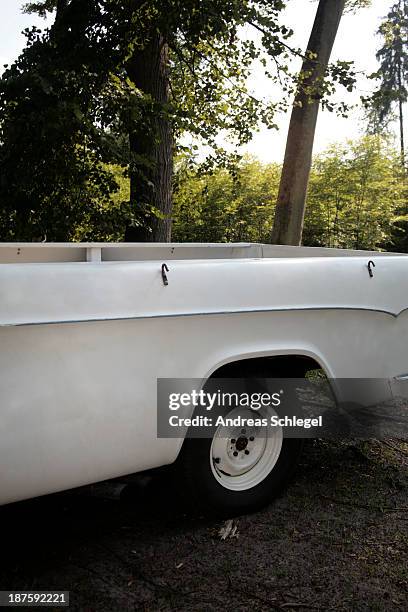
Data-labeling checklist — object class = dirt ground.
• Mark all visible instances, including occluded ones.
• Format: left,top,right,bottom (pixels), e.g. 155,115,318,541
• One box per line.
0,439,407,612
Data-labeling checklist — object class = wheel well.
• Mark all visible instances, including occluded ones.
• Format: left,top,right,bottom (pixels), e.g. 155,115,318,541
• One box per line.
209,354,326,379
176,354,328,458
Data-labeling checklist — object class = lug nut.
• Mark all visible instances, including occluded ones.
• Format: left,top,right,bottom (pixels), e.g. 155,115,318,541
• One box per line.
214,457,220,464
233,451,238,457
249,436,254,441
245,450,250,455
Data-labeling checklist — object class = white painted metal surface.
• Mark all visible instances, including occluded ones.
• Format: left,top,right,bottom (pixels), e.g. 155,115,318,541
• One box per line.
0,242,407,505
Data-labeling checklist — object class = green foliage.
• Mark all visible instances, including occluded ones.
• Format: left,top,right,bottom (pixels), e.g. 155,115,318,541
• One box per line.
173,157,280,242
0,4,128,240
22,0,302,150
344,0,372,12
23,1,59,17
305,136,406,249
173,136,406,250
71,165,132,242
1,0,293,240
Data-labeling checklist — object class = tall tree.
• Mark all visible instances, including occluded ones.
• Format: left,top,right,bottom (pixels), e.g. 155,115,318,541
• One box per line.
121,0,296,241
364,0,408,168
271,0,346,246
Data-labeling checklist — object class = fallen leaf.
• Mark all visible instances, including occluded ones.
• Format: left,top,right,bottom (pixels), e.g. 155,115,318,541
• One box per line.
218,519,239,540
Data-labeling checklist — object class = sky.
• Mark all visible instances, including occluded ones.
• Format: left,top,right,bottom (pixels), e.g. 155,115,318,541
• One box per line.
0,0,402,162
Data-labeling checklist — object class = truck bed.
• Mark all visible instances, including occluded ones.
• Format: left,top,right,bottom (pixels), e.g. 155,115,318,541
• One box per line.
1,240,408,506
0,242,404,264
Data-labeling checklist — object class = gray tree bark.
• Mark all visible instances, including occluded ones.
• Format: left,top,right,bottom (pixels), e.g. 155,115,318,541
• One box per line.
271,0,346,245
125,33,173,242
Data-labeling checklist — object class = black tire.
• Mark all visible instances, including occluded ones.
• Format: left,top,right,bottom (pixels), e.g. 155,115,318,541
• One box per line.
175,367,308,517
176,436,303,517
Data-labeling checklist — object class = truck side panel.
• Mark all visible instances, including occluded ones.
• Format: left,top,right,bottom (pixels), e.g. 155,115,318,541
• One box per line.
1,305,406,505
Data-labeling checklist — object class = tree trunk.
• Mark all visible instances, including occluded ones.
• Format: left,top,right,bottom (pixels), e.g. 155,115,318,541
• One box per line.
271,0,346,245
125,33,173,242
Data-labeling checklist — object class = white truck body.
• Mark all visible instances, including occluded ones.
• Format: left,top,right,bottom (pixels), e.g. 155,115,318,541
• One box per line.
1,242,407,506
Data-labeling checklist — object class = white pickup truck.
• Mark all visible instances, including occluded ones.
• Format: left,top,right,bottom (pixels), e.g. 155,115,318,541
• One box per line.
1,242,407,515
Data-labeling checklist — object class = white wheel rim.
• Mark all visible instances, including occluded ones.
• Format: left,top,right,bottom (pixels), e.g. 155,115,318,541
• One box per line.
210,406,283,491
